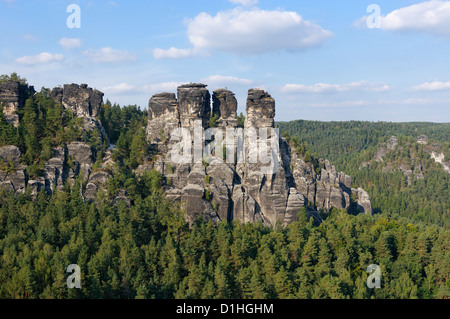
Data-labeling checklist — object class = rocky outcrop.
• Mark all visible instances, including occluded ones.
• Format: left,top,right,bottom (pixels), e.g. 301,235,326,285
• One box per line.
0,81,34,127
142,84,373,227
177,83,211,129
351,188,373,215
372,135,449,179
0,140,110,199
1,79,373,227
417,135,429,145
0,145,27,193
51,83,109,148
212,89,238,128
375,136,399,162
146,92,180,146
0,82,114,201
245,89,275,128
50,83,103,118
430,151,450,174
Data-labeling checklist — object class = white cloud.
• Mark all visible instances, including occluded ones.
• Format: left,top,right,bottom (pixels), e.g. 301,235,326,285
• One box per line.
413,81,450,91
15,52,64,65
153,47,197,59
103,83,140,95
144,82,185,93
309,100,369,108
23,34,38,42
154,8,332,58
59,37,82,49
82,47,138,63
188,8,332,54
103,82,184,95
229,0,258,7
282,81,390,94
377,97,449,105
357,1,450,36
201,75,253,87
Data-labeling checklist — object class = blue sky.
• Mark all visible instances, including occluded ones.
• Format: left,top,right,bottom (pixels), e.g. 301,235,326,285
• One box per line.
1,0,450,122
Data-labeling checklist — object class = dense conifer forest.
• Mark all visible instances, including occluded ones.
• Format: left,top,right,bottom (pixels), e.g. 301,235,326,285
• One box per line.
0,80,449,299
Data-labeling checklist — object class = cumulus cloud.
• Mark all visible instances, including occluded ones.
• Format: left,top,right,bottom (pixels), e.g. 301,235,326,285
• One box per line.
309,100,369,108
201,75,253,87
413,81,450,91
15,52,64,65
153,47,197,59
282,81,390,94
59,37,82,49
82,47,138,63
103,83,140,95
154,8,332,58
103,82,184,95
228,0,258,7
357,1,450,36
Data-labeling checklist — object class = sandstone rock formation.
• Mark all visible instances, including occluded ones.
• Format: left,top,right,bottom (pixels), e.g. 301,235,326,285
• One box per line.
0,79,373,227
212,89,238,128
143,84,373,227
0,81,34,127
0,145,27,193
0,83,112,201
50,83,103,118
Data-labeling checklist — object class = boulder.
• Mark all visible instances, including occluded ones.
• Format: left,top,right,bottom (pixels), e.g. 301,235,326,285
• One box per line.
0,145,22,167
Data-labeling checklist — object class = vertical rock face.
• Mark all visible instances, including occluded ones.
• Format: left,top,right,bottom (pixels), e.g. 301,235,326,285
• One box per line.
177,83,211,129
146,92,180,145
245,89,275,128
0,145,27,193
51,83,104,118
144,84,372,227
0,81,34,127
212,89,237,128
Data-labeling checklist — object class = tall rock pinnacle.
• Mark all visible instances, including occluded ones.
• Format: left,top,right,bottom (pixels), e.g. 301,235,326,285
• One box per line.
177,83,211,129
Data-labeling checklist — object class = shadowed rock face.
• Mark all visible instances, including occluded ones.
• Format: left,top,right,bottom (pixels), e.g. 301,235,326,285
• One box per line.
0,81,34,127
51,83,104,118
212,89,237,128
0,79,373,227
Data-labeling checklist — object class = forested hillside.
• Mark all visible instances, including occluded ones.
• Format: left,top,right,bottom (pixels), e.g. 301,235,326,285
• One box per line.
1,177,449,299
0,77,449,299
277,120,450,228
